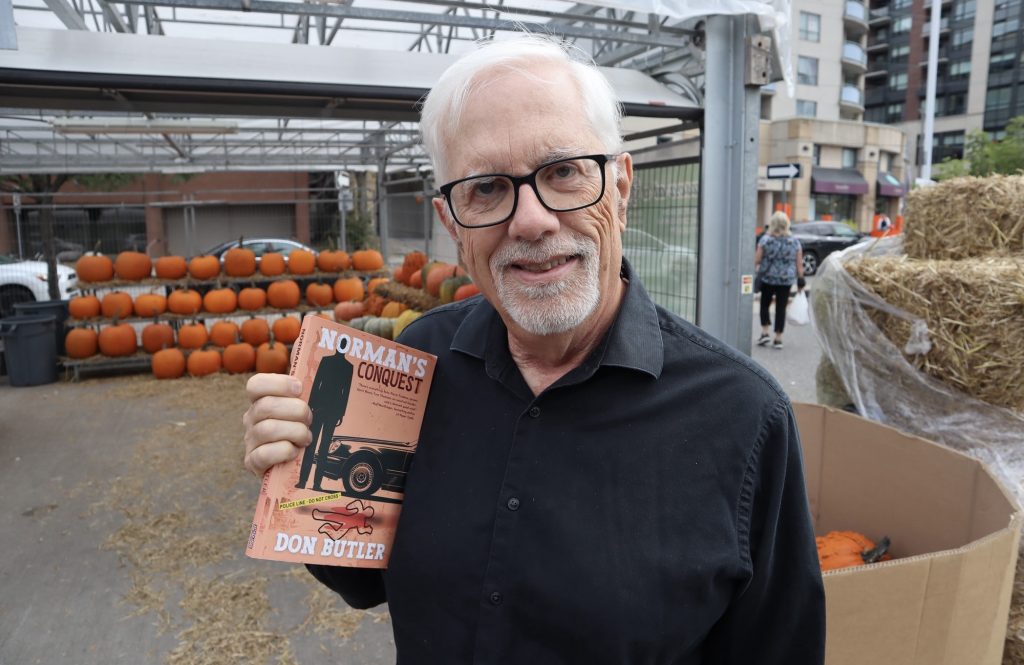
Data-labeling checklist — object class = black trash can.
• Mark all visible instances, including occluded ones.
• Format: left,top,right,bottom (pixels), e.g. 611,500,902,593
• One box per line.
0,314,59,387
14,300,70,356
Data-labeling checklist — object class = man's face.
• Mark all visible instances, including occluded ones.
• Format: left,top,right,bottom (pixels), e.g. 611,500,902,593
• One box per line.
434,62,632,336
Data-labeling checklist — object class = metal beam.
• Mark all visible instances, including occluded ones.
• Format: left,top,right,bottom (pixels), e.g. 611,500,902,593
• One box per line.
123,0,693,48
97,0,129,31
698,14,759,352
42,0,89,29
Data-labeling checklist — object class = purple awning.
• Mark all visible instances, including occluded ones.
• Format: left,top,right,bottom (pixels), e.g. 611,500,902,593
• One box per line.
811,167,869,195
877,172,906,197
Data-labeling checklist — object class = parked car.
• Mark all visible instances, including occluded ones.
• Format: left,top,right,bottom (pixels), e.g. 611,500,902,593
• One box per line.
199,237,318,265
621,228,697,312
0,255,79,318
788,222,867,275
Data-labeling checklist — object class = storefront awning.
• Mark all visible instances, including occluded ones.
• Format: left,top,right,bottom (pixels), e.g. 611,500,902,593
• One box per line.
877,172,906,197
811,167,869,195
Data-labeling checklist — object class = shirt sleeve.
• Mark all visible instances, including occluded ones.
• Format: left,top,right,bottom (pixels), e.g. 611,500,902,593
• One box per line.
305,564,386,609
703,399,826,664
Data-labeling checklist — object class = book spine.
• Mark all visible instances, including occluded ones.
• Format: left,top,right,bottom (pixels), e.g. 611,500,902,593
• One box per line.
245,464,275,556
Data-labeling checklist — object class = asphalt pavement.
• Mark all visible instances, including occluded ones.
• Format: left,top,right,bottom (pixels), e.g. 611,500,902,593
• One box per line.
748,278,821,406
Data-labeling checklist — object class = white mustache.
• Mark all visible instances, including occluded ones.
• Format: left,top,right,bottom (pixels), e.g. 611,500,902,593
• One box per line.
490,234,596,270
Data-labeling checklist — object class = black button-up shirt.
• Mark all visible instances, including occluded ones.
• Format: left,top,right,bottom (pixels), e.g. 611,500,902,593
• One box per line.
309,263,825,664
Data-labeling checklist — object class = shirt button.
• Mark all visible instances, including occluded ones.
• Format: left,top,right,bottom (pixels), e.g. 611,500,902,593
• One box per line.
528,406,540,418
507,497,520,511
490,591,503,605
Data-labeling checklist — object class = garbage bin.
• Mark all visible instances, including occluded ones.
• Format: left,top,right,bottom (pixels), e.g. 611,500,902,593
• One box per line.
0,314,59,387
14,299,70,356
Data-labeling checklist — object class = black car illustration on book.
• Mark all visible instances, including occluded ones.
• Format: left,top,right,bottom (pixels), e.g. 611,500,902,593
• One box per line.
318,435,416,500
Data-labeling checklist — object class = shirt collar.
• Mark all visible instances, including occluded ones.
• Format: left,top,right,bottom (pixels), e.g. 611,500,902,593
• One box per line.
449,258,663,379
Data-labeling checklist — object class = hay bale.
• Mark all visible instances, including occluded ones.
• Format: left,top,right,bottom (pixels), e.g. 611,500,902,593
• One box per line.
845,254,1024,412
904,175,1024,260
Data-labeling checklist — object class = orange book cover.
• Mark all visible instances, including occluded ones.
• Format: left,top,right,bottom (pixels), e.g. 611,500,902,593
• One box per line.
246,314,436,568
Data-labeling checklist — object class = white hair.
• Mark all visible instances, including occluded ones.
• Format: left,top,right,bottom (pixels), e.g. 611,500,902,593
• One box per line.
420,34,624,183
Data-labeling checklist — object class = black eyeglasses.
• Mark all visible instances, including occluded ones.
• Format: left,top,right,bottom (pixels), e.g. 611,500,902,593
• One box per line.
437,154,615,229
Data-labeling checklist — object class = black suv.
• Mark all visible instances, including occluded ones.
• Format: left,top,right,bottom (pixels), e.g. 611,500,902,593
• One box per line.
790,222,866,275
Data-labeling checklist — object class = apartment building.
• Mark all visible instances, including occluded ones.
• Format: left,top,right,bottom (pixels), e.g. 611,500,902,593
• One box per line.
864,0,1023,170
759,0,908,232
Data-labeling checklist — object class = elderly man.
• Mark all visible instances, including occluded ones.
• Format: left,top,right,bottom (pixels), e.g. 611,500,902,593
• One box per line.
243,36,824,664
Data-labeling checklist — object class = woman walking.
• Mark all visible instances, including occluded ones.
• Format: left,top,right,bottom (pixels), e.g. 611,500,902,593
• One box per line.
755,211,804,349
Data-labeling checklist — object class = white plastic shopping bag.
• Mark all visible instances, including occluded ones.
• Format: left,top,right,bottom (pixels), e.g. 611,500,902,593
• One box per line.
787,291,810,326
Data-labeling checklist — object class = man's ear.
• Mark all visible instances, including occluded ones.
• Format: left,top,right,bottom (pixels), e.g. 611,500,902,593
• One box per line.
615,153,634,231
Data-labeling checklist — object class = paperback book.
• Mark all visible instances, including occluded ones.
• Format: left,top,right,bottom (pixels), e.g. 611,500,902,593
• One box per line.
246,314,436,568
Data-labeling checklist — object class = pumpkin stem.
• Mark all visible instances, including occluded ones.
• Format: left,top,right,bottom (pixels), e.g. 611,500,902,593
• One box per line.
238,235,245,248
861,536,891,564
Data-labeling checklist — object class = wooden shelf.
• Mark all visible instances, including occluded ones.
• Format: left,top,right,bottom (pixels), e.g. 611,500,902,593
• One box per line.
66,304,333,328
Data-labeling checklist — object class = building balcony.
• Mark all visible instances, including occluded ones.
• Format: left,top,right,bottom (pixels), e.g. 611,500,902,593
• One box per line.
760,82,777,95
864,67,888,79
867,38,889,52
842,42,868,74
844,1,869,37
869,6,891,24
841,85,865,110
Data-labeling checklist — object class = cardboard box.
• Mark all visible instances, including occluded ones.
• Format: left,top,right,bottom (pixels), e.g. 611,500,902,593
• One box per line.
795,404,1022,665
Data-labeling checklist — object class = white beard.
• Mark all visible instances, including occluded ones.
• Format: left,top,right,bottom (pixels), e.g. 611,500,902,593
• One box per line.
487,232,601,336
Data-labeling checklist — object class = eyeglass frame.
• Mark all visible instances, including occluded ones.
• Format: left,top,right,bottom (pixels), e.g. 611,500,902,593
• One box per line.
436,153,618,229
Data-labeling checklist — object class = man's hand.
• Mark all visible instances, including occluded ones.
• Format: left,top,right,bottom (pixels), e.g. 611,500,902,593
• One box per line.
243,373,313,477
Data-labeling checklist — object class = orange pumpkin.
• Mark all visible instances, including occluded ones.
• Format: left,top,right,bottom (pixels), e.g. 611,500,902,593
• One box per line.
177,322,209,350
453,283,481,301
271,316,301,344
100,292,134,319
408,269,423,289
333,277,364,303
134,293,167,318
287,249,316,275
75,254,114,283
816,531,891,572
267,280,301,309
367,277,390,295
240,318,270,346
401,251,428,283
203,288,238,314
317,249,351,272
69,295,101,320
259,252,286,277
209,320,240,348
188,255,221,280
238,287,267,311
223,342,256,374
255,340,289,374
352,249,384,271
168,289,202,315
98,323,137,357
224,243,257,277
305,282,334,307
114,251,152,281
380,301,408,318
364,294,389,316
141,322,175,354
393,266,407,284
151,348,186,379
333,300,366,322
65,327,99,359
187,348,222,377
155,255,188,280
425,263,461,297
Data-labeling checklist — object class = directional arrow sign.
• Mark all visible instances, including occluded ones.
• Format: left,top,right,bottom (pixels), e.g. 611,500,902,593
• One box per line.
766,163,802,179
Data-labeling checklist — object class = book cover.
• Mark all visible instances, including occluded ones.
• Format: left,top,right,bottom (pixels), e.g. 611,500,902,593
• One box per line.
246,314,436,568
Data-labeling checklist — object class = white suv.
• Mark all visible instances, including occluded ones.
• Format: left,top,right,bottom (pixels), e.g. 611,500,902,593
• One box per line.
0,255,79,319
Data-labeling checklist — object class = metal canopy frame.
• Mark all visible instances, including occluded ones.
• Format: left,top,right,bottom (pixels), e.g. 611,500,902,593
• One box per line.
2,0,711,174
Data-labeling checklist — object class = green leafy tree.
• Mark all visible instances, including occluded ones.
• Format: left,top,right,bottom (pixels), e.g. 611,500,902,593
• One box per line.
935,115,1024,180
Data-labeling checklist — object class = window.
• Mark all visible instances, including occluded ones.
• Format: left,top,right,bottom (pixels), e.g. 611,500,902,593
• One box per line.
893,16,912,33
889,72,908,90
813,144,822,165
990,52,1015,71
842,148,858,169
937,93,967,116
890,45,910,61
887,102,905,122
799,12,821,41
879,152,894,171
798,56,819,86
986,87,1012,112
893,0,913,9
954,0,976,20
993,18,1020,37
950,60,971,78
952,28,972,48
797,100,818,117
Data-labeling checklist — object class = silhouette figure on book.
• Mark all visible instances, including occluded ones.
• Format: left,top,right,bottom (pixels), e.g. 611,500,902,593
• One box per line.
297,348,354,492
